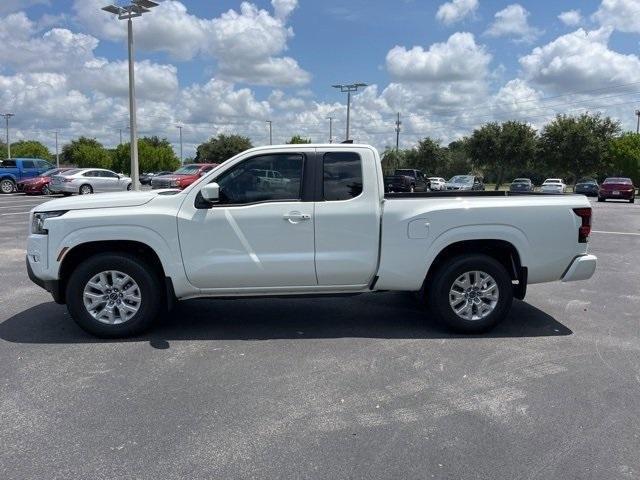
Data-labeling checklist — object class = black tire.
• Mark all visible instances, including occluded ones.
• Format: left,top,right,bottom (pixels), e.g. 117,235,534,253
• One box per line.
65,252,163,338
409,184,415,193
42,184,50,195
127,183,132,191
426,254,513,334
598,196,604,202
630,197,635,204
79,184,93,195
0,178,15,194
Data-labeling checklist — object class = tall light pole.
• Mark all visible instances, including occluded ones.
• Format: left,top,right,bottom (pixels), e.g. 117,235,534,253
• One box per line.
636,110,640,134
176,125,183,164
102,0,158,190
1,113,14,159
395,112,401,154
332,83,367,141
54,130,59,167
327,116,334,143
266,120,272,145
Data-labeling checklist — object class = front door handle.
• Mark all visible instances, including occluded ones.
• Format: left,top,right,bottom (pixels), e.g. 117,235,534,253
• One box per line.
283,211,311,223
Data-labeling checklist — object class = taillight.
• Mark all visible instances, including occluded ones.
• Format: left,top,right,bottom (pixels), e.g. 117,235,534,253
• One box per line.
62,177,73,182
573,208,592,243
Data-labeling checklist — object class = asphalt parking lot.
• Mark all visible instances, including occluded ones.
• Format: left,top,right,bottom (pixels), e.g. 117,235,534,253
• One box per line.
1,193,639,479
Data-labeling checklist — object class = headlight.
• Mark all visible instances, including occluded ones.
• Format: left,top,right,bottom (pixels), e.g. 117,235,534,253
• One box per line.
31,211,67,234
170,180,180,187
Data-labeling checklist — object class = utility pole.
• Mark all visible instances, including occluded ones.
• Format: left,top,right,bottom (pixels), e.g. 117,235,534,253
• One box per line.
266,120,272,145
327,116,334,143
119,128,123,145
395,112,401,154
176,125,183,164
54,131,59,167
1,113,14,159
102,0,159,190
636,110,640,134
332,83,368,141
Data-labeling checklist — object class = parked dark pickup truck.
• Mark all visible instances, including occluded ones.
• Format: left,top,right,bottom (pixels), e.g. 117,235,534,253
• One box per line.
1,158,55,193
384,169,430,193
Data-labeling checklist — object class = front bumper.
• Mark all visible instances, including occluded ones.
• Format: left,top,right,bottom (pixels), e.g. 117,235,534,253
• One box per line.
26,255,64,303
561,254,597,282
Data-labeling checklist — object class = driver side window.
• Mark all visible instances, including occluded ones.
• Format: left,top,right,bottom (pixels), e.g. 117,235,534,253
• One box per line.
214,154,304,205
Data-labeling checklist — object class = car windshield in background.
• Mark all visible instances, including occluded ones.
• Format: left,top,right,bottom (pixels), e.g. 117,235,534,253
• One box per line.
174,165,201,174
450,175,473,184
512,179,530,183
395,170,414,176
61,169,82,176
603,178,632,184
544,180,561,184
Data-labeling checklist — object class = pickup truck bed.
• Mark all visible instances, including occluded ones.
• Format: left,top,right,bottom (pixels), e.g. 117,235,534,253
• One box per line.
27,144,596,338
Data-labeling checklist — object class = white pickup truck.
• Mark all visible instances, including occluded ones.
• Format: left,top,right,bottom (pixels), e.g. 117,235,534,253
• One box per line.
27,144,596,337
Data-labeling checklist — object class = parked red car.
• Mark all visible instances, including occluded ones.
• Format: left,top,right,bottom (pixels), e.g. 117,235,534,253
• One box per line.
598,177,636,203
17,168,71,195
150,163,218,190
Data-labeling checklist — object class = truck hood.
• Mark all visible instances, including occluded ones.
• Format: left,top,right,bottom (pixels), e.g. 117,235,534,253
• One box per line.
32,190,174,212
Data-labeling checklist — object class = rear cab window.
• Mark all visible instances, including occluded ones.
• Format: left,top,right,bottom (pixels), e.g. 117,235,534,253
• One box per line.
323,152,363,201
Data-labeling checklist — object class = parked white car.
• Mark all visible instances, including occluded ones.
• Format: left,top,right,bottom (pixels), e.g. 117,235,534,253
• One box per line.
27,144,596,338
540,178,566,194
428,177,446,191
49,168,132,195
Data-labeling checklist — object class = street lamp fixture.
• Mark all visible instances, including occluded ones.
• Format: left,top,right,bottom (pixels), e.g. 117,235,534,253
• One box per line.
101,0,159,190
331,83,368,141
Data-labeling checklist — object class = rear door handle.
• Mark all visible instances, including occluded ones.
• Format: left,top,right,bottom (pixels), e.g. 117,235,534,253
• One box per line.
283,211,311,223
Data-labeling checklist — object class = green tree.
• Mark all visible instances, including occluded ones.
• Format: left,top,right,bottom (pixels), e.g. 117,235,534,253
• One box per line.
442,139,472,179
381,148,405,175
404,137,449,175
112,136,180,174
195,134,253,163
74,143,112,169
61,137,104,166
468,121,537,189
10,140,52,160
286,135,312,144
609,133,640,185
539,113,620,183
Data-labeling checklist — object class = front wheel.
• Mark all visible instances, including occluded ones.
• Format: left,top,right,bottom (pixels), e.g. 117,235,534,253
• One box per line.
79,184,93,195
65,253,162,337
0,178,15,194
42,184,51,195
426,254,513,334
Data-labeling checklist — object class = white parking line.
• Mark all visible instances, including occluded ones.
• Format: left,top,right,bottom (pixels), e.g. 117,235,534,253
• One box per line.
592,230,640,237
0,203,46,209
0,211,30,216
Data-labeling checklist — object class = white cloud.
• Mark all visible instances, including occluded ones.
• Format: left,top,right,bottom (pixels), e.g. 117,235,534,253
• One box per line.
435,0,478,25
485,4,542,43
386,32,491,83
519,27,640,92
558,10,582,27
73,0,309,87
593,0,640,33
271,0,298,20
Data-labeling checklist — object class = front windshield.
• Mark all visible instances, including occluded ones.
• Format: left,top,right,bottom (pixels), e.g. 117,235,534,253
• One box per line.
450,175,473,184
174,165,201,175
512,179,529,183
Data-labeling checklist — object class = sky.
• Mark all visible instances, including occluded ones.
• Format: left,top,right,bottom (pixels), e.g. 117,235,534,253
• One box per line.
2,0,640,158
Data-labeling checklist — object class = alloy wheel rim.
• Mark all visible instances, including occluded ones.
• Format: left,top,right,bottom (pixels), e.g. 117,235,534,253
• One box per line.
82,270,141,325
448,270,499,321
81,186,91,194
1,181,13,193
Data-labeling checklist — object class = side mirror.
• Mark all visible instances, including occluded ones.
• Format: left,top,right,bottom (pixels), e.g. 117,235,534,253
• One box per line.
201,182,220,203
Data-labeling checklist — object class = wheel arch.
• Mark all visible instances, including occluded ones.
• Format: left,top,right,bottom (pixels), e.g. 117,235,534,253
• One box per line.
58,239,175,307
423,238,527,300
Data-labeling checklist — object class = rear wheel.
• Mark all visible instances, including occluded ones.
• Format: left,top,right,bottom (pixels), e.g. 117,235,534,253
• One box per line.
79,184,93,195
127,183,132,191
65,253,162,338
631,197,635,203
409,184,415,193
42,184,50,195
0,178,15,194
427,254,513,334
598,196,604,202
